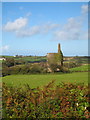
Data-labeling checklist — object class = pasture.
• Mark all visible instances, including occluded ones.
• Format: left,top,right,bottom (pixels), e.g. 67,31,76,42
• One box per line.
2,72,88,89
70,64,89,72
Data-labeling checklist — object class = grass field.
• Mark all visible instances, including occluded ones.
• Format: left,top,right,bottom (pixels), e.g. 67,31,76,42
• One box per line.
14,56,47,62
70,64,89,72
2,72,88,89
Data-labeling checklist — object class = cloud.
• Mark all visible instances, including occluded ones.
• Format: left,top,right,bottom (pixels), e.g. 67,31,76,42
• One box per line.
3,17,28,32
43,23,60,33
64,17,81,31
52,4,88,41
16,23,59,37
16,26,41,37
81,5,88,14
53,17,82,40
3,4,87,40
0,45,9,52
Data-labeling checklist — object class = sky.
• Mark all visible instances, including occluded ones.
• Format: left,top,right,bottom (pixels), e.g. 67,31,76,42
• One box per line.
2,0,89,2
1,2,88,56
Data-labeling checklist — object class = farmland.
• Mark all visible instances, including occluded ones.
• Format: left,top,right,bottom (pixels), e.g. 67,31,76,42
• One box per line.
2,72,88,89
70,64,89,72
1,55,90,64
2,56,89,88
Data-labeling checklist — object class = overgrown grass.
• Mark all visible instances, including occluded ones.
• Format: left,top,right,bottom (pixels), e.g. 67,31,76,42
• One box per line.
2,72,88,89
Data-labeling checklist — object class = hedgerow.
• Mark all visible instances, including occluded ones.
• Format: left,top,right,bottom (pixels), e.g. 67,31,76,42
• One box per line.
2,81,89,119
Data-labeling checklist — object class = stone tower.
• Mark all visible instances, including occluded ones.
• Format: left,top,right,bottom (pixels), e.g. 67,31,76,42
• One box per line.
58,43,60,53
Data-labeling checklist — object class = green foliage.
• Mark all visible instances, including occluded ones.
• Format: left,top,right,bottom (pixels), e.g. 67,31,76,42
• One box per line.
49,64,69,73
30,64,44,74
47,52,63,72
48,53,63,65
63,62,80,69
14,60,26,65
49,63,60,72
2,63,47,76
2,81,89,118
4,58,15,67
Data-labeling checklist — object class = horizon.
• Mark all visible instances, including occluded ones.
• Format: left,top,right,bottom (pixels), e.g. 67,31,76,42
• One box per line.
1,2,88,56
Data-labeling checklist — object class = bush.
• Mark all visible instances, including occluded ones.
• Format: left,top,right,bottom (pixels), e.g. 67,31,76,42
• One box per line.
30,64,44,74
61,66,70,73
2,63,47,76
2,67,11,76
4,58,15,67
63,62,81,69
49,63,59,72
2,81,89,119
49,64,69,73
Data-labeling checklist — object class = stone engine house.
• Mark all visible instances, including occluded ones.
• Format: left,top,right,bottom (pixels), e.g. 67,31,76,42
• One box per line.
47,43,63,66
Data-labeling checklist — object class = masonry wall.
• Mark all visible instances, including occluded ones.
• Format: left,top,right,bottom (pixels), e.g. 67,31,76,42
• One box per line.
47,51,63,66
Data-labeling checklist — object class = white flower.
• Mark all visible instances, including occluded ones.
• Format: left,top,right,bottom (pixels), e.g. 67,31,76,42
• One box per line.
76,103,79,106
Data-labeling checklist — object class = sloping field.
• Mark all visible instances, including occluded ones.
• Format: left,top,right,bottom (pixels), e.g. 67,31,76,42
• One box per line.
2,72,88,89
70,64,89,72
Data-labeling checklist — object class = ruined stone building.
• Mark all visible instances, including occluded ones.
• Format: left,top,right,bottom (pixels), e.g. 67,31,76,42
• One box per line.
47,43,63,66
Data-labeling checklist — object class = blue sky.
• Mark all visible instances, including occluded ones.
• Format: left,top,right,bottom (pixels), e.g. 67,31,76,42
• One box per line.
2,0,89,2
1,2,88,56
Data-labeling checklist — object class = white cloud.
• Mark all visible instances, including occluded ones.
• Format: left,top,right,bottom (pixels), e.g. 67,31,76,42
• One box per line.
64,17,81,31
0,45,9,52
81,5,88,14
82,32,88,40
3,4,87,40
16,23,59,37
54,17,82,40
16,26,41,37
3,17,28,32
43,23,60,33
52,4,88,41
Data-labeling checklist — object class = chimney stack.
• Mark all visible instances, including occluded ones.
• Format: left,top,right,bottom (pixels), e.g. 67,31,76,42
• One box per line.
58,43,60,53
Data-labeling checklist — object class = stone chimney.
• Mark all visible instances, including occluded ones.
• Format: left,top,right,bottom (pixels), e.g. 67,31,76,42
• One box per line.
58,43,60,53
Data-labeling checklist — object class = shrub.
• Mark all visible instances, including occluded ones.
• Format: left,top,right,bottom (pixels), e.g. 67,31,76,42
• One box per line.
30,64,44,74
4,58,15,67
2,63,47,76
2,67,11,76
63,62,81,69
2,81,89,119
49,64,69,73
61,66,70,73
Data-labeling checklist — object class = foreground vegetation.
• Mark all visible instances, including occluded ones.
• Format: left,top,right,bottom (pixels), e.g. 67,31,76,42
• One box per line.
3,81,89,119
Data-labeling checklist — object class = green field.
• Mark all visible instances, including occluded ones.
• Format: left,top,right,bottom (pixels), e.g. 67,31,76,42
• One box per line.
14,56,46,62
70,64,89,72
2,72,88,89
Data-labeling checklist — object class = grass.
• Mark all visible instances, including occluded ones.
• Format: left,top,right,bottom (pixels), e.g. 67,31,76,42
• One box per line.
2,72,88,89
70,64,90,72
14,56,47,62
